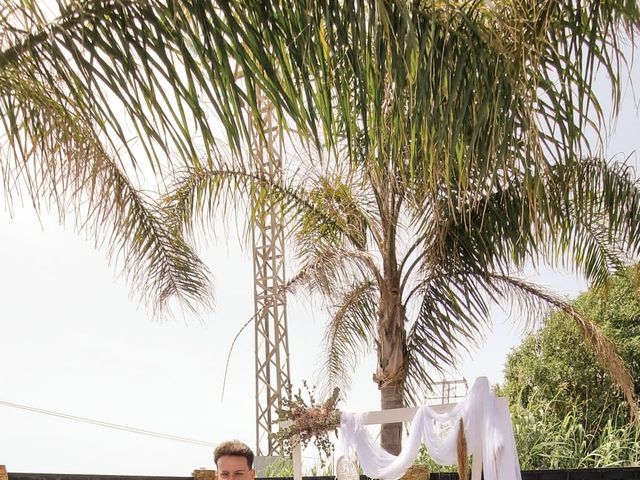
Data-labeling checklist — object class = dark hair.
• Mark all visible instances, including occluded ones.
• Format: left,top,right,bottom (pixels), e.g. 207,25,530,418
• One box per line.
214,440,255,469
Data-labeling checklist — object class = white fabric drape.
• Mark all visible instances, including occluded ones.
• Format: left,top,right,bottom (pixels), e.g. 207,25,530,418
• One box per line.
339,377,521,480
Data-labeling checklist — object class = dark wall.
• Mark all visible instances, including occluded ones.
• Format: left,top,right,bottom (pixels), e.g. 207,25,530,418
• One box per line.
428,468,640,480
8,474,189,480
8,469,640,480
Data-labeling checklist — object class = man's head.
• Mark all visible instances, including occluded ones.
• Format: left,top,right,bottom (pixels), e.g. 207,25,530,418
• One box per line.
214,440,255,480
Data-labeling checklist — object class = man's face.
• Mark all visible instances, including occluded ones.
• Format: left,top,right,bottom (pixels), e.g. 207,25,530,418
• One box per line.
216,455,255,480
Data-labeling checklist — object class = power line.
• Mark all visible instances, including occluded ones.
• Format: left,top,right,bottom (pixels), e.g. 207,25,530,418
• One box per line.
0,399,216,447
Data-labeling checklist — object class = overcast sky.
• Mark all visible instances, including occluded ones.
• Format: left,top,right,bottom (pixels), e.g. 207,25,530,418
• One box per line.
1,31,639,478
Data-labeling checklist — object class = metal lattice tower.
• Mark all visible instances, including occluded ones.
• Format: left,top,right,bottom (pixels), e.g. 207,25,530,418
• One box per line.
248,87,291,456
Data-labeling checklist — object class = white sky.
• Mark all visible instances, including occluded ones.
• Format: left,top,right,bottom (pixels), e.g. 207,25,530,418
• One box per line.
0,201,592,477
1,31,639,477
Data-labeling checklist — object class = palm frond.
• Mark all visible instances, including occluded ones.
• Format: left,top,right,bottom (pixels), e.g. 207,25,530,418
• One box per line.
0,67,212,314
290,245,379,305
0,0,315,171
165,164,382,273
262,0,638,224
164,163,385,322
405,267,638,419
316,280,378,399
543,157,640,283
483,272,638,421
296,175,374,251
404,271,492,405
404,268,567,404
530,0,639,158
407,154,640,300
410,179,533,279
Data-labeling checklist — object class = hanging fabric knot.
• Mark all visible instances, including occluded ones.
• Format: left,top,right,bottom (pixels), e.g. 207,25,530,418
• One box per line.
337,377,521,480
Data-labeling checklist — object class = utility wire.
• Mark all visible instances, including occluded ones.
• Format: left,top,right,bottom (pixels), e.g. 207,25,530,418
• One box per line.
0,399,216,447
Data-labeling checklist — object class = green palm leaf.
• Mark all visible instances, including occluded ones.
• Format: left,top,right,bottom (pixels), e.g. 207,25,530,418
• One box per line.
0,64,211,313
317,280,378,398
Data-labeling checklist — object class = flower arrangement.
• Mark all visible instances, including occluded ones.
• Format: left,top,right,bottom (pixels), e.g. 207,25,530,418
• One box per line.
273,381,341,465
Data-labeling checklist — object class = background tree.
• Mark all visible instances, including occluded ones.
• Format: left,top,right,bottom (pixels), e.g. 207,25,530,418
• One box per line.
501,265,640,436
504,390,640,469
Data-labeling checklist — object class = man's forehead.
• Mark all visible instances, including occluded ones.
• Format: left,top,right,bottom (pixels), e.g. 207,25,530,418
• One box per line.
217,455,251,470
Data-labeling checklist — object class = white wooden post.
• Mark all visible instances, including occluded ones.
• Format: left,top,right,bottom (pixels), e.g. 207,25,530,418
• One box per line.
292,438,303,480
278,422,303,480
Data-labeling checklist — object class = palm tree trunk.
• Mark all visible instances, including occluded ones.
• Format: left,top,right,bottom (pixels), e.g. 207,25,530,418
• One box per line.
375,283,407,454
380,380,404,455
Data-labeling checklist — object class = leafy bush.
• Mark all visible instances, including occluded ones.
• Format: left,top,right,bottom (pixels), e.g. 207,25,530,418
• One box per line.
509,390,640,469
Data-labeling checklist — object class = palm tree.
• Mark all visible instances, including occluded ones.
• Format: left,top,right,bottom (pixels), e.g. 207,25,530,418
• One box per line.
167,145,640,455
162,0,640,454
4,0,640,454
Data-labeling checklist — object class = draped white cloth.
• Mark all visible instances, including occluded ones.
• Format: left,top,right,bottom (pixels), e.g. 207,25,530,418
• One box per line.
339,377,521,480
